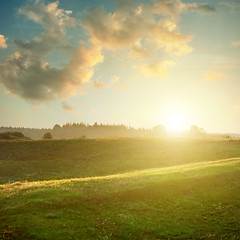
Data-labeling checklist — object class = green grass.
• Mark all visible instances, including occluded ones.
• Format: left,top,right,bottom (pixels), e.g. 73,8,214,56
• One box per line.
1,138,240,183
0,138,240,239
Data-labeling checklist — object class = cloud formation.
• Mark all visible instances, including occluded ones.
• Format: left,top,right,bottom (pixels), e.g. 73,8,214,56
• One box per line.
18,0,75,44
81,0,214,77
0,0,215,104
62,101,73,111
82,0,207,56
232,41,240,47
185,3,216,13
0,45,103,102
0,1,103,103
14,1,76,58
220,1,240,10
0,34,8,48
204,71,224,81
110,75,128,89
92,80,108,89
139,60,174,78
151,0,215,16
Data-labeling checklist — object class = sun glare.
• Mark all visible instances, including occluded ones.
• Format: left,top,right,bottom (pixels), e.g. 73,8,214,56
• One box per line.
163,107,189,132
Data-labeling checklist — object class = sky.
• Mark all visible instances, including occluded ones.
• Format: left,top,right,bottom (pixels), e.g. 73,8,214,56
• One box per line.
0,0,240,133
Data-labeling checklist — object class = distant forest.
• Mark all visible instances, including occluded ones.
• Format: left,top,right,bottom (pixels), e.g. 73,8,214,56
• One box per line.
0,123,229,140
0,123,163,139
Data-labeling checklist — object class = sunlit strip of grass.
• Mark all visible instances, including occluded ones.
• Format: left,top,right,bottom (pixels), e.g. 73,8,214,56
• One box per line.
1,157,240,194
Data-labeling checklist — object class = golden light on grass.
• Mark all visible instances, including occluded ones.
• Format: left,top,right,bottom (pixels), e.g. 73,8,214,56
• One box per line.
1,157,240,194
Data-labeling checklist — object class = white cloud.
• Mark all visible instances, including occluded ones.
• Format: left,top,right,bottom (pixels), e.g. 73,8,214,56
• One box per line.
0,45,103,102
129,39,153,58
0,0,216,104
151,0,215,17
184,3,216,13
139,60,174,78
110,75,128,89
82,0,199,56
0,1,103,103
18,1,75,44
92,80,108,89
0,34,8,48
204,71,224,81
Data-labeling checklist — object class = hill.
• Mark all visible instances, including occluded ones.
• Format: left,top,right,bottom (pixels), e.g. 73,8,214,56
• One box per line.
0,138,240,239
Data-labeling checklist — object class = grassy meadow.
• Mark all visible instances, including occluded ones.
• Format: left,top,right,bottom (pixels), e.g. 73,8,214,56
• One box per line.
0,138,240,239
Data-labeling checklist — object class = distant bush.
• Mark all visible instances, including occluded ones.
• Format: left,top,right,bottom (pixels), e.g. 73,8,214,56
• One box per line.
0,131,25,140
0,133,10,140
9,132,24,138
42,132,53,139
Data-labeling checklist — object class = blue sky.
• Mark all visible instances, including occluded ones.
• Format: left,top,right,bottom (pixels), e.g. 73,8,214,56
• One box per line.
0,0,240,133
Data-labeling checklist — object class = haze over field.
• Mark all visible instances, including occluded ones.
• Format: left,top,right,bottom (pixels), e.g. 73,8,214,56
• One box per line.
0,0,240,133
1,3,240,238
1,138,240,239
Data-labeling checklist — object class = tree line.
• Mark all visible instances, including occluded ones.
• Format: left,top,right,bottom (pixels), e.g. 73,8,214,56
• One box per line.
0,123,165,139
1,123,230,140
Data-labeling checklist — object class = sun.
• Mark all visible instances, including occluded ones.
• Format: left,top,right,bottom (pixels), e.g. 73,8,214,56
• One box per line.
166,112,185,131
163,107,189,132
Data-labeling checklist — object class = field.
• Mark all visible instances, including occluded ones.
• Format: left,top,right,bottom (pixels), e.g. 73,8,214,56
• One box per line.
0,138,240,239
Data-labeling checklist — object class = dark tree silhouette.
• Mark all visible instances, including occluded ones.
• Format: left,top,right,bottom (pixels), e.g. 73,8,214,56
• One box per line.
43,132,53,139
